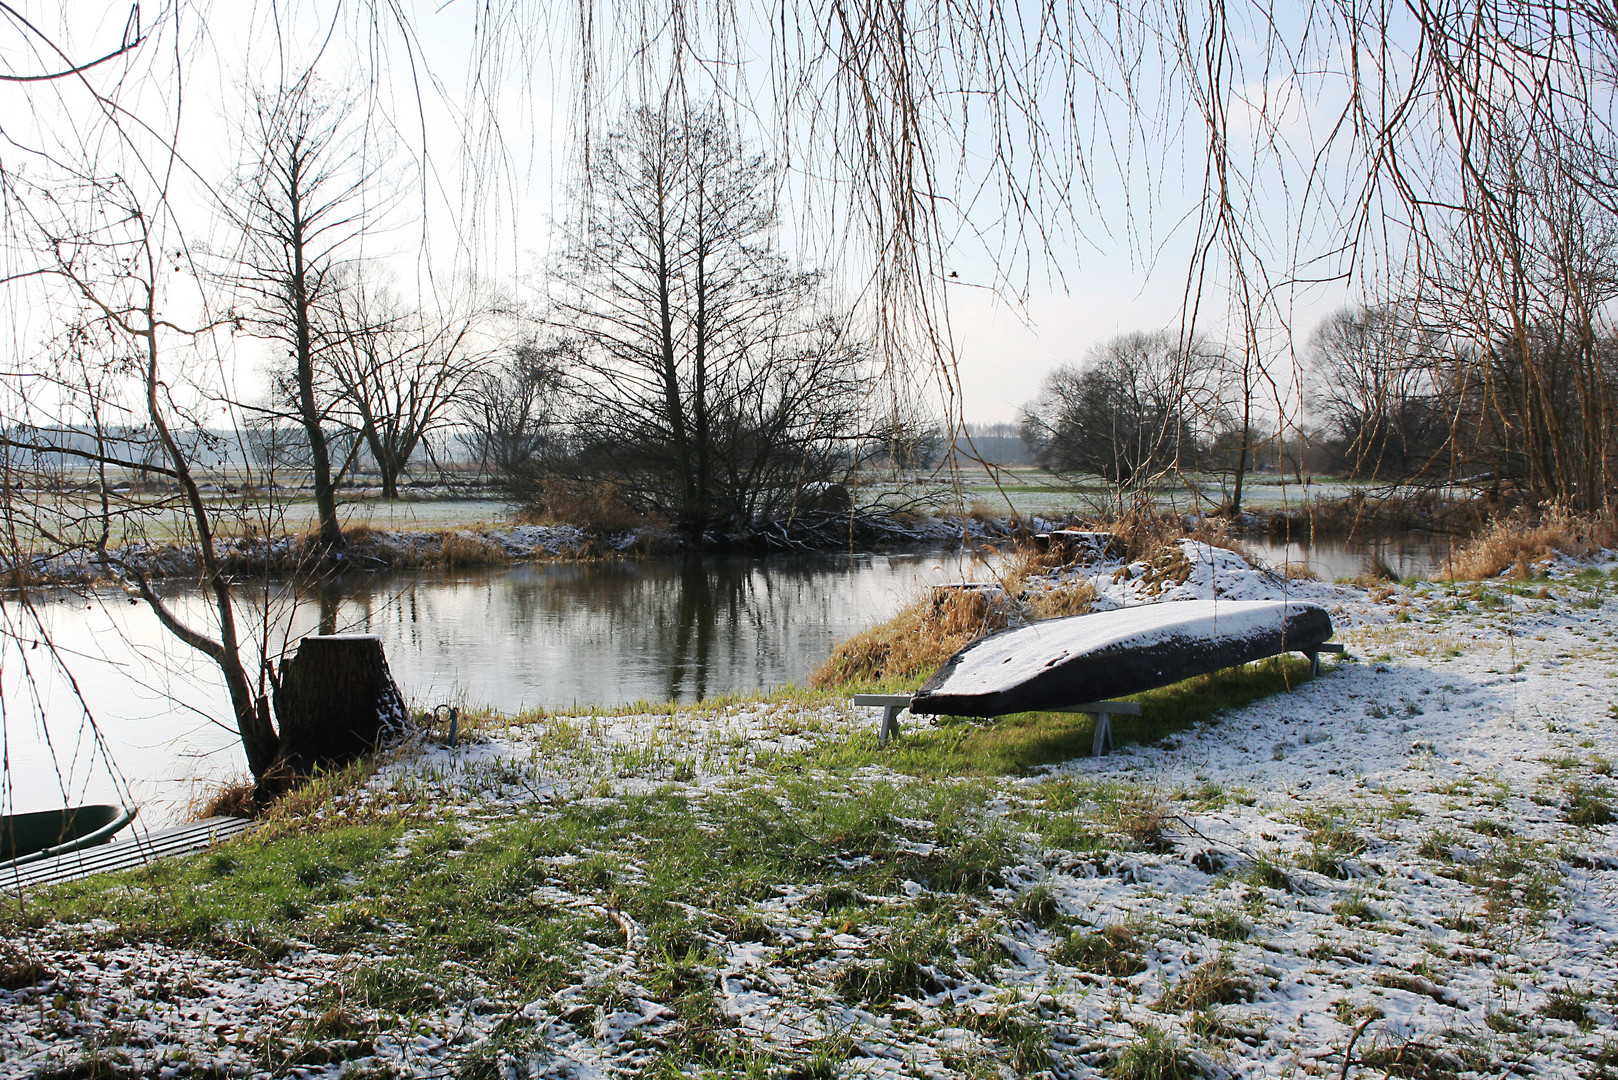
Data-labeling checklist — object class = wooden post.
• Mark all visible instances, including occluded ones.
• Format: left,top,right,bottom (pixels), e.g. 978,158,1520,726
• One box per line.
272,634,408,774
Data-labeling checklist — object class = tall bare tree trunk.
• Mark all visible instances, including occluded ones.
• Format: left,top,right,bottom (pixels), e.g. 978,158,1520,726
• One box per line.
289,173,344,550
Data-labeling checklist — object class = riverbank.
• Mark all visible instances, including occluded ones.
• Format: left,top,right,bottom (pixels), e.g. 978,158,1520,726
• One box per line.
0,476,1503,590
4,553,1617,1077
4,511,1025,589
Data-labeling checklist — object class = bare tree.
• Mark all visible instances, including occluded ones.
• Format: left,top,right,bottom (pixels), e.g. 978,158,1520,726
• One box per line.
548,106,871,535
1213,339,1262,515
1021,331,1220,493
1417,133,1618,507
4,171,284,780
325,272,491,499
1306,306,1448,483
461,341,572,478
225,79,389,548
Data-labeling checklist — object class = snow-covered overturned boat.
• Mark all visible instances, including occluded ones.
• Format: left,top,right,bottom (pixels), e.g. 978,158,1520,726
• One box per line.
910,599,1335,717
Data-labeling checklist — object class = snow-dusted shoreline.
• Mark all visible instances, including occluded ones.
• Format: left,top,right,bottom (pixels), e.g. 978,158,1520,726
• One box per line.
4,551,1617,1078
7,513,1019,587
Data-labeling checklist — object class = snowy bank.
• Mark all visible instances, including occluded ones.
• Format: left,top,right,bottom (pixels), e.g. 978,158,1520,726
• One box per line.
3,556,1617,1078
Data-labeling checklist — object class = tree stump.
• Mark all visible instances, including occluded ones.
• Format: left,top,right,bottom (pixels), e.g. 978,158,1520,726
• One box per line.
272,634,408,774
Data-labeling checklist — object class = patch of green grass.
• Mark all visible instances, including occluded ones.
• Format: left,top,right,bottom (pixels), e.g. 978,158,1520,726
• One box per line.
1245,859,1292,892
1537,990,1592,1026
1191,908,1250,942
834,911,955,1004
1359,1034,1483,1079
1416,830,1462,862
1173,780,1229,809
1459,834,1563,930
781,1032,854,1080
797,656,1321,778
1295,808,1368,878
1031,813,1110,853
1019,777,1173,853
1053,923,1148,976
9,768,1037,1075
1130,655,1321,740
1012,883,1064,928
798,709,1109,777
957,1001,1052,1074
1107,1023,1198,1080
1333,894,1376,925
1467,817,1514,838
12,820,410,953
1484,1010,1524,1033
1156,955,1255,1012
1565,781,1616,826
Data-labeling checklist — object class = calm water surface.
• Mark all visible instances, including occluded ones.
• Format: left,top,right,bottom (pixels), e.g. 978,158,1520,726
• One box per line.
1,536,1446,823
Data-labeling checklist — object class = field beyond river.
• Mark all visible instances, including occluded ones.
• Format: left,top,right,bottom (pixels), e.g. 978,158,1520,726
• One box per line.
4,544,1617,1078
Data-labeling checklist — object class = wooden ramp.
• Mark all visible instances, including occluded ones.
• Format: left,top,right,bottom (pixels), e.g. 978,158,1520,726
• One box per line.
1,816,254,894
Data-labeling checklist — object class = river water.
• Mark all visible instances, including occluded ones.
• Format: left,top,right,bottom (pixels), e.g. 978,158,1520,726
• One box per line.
1,535,1448,825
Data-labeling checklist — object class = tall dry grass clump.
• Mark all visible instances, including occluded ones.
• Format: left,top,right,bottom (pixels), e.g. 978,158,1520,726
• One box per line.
1068,510,1254,566
438,532,507,567
1114,511,1187,561
996,529,1122,597
188,775,259,820
810,586,1015,688
1443,506,1618,580
1026,578,1097,618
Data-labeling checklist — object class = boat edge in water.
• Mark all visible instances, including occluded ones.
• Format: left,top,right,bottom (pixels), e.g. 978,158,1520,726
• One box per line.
0,804,137,871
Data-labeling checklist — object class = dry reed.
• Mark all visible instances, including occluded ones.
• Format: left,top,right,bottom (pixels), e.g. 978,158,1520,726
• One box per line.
810,587,1015,687
1443,506,1618,580
515,479,653,533
187,775,259,820
438,532,507,567
1026,578,1097,618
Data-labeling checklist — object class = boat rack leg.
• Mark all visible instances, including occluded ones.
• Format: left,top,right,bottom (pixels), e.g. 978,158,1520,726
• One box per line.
1052,701,1142,757
852,694,916,746
852,696,1144,755
1304,642,1346,677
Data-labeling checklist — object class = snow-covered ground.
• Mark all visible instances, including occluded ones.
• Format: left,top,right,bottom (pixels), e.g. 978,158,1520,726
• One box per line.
3,544,1616,1079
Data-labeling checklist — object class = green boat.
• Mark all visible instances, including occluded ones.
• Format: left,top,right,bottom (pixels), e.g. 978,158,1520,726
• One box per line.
0,804,136,871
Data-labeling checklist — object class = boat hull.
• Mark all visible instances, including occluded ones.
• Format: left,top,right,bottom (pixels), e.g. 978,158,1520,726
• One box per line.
0,804,136,871
911,599,1334,717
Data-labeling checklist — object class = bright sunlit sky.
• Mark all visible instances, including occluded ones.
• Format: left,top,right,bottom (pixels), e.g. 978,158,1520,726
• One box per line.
2,0,1369,425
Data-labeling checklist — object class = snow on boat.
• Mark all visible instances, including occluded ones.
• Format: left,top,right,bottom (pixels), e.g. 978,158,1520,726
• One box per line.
910,598,1334,717
0,804,136,872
